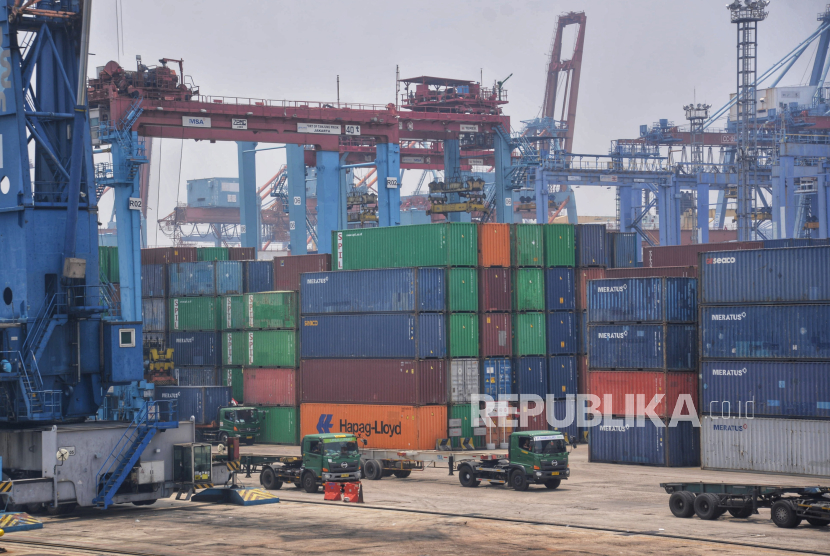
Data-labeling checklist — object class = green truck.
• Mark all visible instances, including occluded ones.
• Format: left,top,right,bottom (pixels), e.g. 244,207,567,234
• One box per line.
456,431,572,491
196,406,264,445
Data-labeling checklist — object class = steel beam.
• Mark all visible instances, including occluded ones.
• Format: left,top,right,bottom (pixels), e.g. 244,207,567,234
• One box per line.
316,151,340,254
493,131,514,223
286,144,307,254
819,167,829,239
696,179,709,244
236,141,260,250
376,143,401,227
535,170,548,224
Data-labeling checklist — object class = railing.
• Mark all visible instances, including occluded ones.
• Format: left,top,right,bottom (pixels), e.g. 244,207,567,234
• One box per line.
185,95,389,113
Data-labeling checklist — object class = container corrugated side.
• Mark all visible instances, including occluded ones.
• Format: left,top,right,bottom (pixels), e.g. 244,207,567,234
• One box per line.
575,224,607,267
222,332,246,366
243,368,297,406
516,400,579,443
243,260,274,293
197,247,229,261
300,403,448,450
587,277,697,323
544,224,575,267
447,268,477,312
589,418,699,467
478,223,510,267
612,233,637,268
513,356,546,397
513,268,545,311
449,313,479,358
588,324,696,370
578,311,588,354
141,298,167,332
511,224,544,267
168,262,215,297
699,246,830,305
141,264,166,298
480,313,512,357
701,304,830,360
301,268,417,314
546,312,578,355
273,254,331,291
220,296,245,330
175,367,221,386
700,361,830,418
605,266,697,279
141,246,197,265
222,367,244,403
228,247,256,261
246,330,297,367
259,406,300,444
418,313,447,359
215,261,244,295
575,267,606,312
548,356,577,399
479,268,511,312
154,386,231,426
513,312,546,356
643,241,762,268
300,314,416,359
700,416,830,476
246,292,298,329
449,359,480,403
169,297,219,331
482,358,512,398
449,403,484,448
588,371,698,418
417,268,446,312
545,268,575,311
169,332,219,367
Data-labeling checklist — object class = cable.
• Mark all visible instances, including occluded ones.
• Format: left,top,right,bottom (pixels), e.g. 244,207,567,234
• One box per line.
119,0,125,57
114,0,120,64
153,137,163,246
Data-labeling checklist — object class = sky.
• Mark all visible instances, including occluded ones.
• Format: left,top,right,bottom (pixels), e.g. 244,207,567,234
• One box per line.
89,0,829,245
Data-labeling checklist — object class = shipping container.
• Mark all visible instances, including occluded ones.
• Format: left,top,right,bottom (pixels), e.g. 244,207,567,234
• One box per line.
245,292,298,330
546,312,578,355
511,224,544,267
701,304,830,360
643,241,762,268
575,267,607,312
169,332,220,367
247,330,297,367
449,359,480,403
589,418,699,467
141,246,197,265
548,356,577,399
228,247,256,261
175,367,221,387
418,313,448,359
449,403,485,448
221,331,246,366
243,260,274,293
222,367,244,403
701,361,830,418
700,416,830,477
482,358,512,398
169,297,220,331
588,324,697,370
480,313,512,357
513,356,546,398
545,268,575,311
762,238,830,249
334,223,477,270
575,224,606,267
699,246,830,305
168,262,216,297
605,266,697,279
215,261,244,296
141,264,167,298
154,385,231,426
141,298,167,332
220,296,245,330
300,403,448,450
259,406,300,444
197,247,229,261
578,355,588,394
577,311,588,354
479,268,511,312
513,312,546,356
243,368,298,406
449,313,479,358
513,268,545,311
587,277,697,324
478,223,511,267
300,359,446,405
516,399,579,443
611,232,637,268
98,246,120,283
273,254,332,291
447,268,477,312
588,371,698,418
543,224,575,267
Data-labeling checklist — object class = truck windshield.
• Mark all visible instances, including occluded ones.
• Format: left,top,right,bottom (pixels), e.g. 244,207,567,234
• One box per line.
229,410,254,423
323,441,359,457
531,439,567,454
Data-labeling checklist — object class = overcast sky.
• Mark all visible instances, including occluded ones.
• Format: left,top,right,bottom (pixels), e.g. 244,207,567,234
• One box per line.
90,0,828,244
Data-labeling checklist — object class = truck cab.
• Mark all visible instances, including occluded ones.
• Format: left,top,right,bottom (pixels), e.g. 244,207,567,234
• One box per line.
197,406,264,445
259,433,362,493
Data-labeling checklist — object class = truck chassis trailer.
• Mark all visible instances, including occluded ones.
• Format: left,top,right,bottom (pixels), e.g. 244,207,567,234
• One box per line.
358,449,503,480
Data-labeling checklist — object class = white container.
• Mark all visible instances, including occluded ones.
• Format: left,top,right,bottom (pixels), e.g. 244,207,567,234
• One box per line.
701,416,830,477
449,359,479,404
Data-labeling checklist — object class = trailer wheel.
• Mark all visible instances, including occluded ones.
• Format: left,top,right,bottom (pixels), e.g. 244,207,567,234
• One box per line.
544,480,561,490
694,493,722,520
669,491,695,518
363,459,383,481
393,470,411,479
261,468,282,490
806,518,830,527
302,471,319,493
727,505,754,519
510,470,529,492
771,500,802,528
26,503,45,515
458,466,480,488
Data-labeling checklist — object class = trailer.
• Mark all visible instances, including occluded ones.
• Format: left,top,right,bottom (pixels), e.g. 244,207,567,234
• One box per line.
661,483,830,528
358,448,502,480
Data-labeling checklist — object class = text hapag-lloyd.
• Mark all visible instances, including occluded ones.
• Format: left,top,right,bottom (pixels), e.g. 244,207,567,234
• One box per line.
339,419,402,437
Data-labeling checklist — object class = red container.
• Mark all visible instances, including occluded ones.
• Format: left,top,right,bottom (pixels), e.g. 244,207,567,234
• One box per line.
578,355,588,394
478,223,511,267
605,266,698,279
273,254,331,291
228,247,255,261
479,268,512,312
516,402,547,432
642,241,762,268
588,370,698,418
300,359,446,405
243,368,298,406
140,247,198,265
575,267,606,312
480,313,512,357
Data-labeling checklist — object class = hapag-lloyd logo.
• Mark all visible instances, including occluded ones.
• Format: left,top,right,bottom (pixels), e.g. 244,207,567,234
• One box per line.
706,256,736,264
712,368,748,376
711,312,747,321
339,419,402,437
597,330,628,339
597,284,628,293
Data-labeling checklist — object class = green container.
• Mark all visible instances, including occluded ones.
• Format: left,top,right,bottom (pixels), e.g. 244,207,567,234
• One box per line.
247,330,297,367
510,224,544,267
98,246,120,283
98,246,109,283
197,247,229,261
220,296,245,330
245,292,298,330
447,268,478,312
222,331,246,366
513,312,546,356
449,403,483,448
222,367,244,403
169,297,220,331
512,268,545,312
544,224,576,267
449,313,479,357
334,223,478,270
258,406,300,444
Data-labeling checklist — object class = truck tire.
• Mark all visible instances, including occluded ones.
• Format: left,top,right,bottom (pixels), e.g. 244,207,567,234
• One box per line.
771,500,802,528
245,438,254,446
393,470,411,479
727,505,754,518
510,470,529,492
301,471,319,493
669,491,695,518
806,518,830,527
293,480,303,489
261,467,282,490
26,503,45,515
694,493,722,520
218,432,228,445
458,466,480,488
544,479,561,490
363,459,383,481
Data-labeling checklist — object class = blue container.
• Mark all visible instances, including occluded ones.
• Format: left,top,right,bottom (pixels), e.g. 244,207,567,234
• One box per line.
578,311,588,354
546,312,578,355
613,233,638,268
482,358,512,398
418,313,447,358
588,324,696,370
141,298,167,332
701,361,830,419
588,278,697,323
168,331,220,366
168,262,215,297
588,418,700,467
244,261,274,293
575,224,606,267
175,367,221,386
300,268,445,314
548,356,577,399
545,268,575,311
154,385,231,425
215,261,244,295
546,399,579,443
701,304,830,360
699,247,830,305
513,356,547,398
141,264,166,298
762,238,830,249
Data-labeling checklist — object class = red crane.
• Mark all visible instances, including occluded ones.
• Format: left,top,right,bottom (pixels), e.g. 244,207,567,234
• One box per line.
542,12,586,153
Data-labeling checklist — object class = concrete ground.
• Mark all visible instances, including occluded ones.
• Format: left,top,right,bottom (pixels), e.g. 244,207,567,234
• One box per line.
1,444,828,556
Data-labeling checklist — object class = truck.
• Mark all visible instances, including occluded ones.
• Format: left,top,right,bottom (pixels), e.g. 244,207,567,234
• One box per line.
196,406,264,445
456,431,572,491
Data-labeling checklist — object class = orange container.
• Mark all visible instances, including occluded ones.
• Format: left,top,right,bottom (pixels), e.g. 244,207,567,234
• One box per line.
478,223,511,267
299,403,447,450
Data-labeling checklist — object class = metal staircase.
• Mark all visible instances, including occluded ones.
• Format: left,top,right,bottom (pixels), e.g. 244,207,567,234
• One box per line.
93,400,178,509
